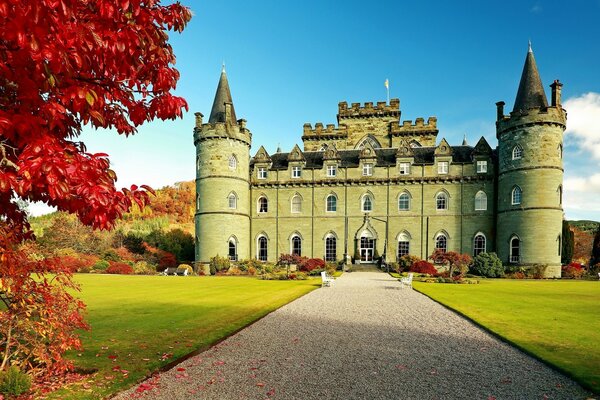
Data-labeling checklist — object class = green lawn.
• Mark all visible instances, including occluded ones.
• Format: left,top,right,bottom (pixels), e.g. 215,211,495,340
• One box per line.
49,275,319,399
413,280,600,393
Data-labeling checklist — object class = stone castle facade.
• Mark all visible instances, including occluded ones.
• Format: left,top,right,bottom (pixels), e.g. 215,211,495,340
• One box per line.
194,46,567,277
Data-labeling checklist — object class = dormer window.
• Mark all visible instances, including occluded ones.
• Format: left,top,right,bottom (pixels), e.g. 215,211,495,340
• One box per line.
362,163,373,176
327,165,337,177
437,161,449,175
258,167,267,179
476,160,487,173
399,163,410,175
292,166,302,178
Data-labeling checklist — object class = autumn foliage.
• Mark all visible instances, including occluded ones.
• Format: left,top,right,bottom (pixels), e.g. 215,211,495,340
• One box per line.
430,249,473,278
409,260,437,275
0,0,191,387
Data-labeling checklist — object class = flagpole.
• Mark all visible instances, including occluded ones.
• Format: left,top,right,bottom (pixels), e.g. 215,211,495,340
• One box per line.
385,78,390,103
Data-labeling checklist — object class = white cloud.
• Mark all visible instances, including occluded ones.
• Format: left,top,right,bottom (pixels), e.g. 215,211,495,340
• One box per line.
564,92,600,160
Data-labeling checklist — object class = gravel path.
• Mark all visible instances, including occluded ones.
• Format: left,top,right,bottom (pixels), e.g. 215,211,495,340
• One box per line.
115,270,593,400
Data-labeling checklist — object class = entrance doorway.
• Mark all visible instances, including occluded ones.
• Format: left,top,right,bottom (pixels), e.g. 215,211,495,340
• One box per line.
359,236,375,263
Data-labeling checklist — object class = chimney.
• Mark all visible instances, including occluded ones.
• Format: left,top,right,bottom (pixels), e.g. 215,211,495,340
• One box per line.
495,101,505,121
550,80,563,107
194,112,204,128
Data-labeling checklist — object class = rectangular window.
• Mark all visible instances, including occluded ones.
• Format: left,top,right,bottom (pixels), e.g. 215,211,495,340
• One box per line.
362,163,373,176
327,165,337,177
292,166,302,178
477,160,487,173
258,167,267,179
438,161,448,175
399,163,410,175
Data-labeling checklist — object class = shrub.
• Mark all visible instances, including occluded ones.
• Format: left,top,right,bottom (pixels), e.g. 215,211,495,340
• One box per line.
123,233,146,254
397,255,421,273
301,258,325,272
158,251,178,270
209,255,230,275
102,249,120,262
529,264,548,279
469,252,504,278
562,262,585,279
226,266,242,275
325,264,336,277
93,259,110,272
106,261,134,275
0,366,32,397
247,266,257,276
177,264,193,275
133,261,156,275
410,260,437,275
57,254,99,273
589,262,600,275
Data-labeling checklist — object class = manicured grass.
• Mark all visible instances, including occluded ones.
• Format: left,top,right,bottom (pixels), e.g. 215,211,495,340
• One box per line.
413,279,600,393
49,275,319,399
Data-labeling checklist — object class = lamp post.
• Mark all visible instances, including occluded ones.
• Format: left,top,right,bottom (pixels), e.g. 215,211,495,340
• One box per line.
368,214,389,272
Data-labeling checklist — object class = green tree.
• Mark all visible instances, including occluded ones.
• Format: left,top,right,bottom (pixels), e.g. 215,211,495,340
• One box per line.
145,229,194,263
590,226,600,268
561,220,574,265
470,252,504,277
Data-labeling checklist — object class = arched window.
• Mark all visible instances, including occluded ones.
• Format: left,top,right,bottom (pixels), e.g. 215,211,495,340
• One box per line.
228,192,237,209
356,135,382,149
258,196,268,213
512,144,523,160
436,192,448,210
362,194,373,212
558,185,562,206
326,194,337,212
325,234,337,261
473,233,486,256
398,192,410,211
397,232,410,259
512,186,522,205
510,236,520,263
291,235,302,256
228,238,237,261
475,191,487,211
291,194,302,213
435,233,448,253
228,154,237,169
258,236,268,261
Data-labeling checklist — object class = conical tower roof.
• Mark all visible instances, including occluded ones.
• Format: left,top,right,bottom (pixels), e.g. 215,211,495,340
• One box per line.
513,43,548,112
209,66,237,123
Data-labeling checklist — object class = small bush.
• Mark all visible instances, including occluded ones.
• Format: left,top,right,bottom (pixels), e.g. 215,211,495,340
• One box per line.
469,252,504,278
308,268,325,276
133,261,156,275
397,255,421,273
562,262,585,279
102,249,120,262
529,264,547,279
226,266,242,275
93,259,110,272
177,264,193,275
507,271,526,279
106,261,134,274
247,266,257,276
0,366,32,396
300,258,325,272
209,255,230,275
410,260,437,275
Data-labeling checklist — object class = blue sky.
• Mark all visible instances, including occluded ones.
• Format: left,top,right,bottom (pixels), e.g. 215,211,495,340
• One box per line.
31,0,600,220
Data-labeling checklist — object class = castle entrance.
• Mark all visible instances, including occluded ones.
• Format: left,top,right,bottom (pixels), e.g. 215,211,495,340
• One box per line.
359,236,375,263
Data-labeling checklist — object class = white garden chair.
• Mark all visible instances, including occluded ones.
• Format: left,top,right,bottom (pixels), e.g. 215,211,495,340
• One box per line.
400,273,413,289
321,271,335,287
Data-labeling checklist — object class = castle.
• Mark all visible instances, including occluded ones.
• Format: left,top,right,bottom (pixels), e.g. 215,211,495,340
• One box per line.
193,45,567,277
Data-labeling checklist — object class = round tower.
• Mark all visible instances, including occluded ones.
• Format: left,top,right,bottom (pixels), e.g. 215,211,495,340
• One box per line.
495,45,566,277
194,67,251,266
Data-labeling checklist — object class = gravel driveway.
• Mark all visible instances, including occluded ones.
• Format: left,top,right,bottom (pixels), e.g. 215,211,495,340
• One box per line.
115,270,593,400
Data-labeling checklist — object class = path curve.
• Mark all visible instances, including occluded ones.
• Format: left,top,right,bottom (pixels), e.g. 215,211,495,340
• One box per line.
116,271,592,399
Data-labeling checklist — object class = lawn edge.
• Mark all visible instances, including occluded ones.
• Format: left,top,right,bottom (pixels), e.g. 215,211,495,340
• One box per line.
107,280,320,399
412,284,599,396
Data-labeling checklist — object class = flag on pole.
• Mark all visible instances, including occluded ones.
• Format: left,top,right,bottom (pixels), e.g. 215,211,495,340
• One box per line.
384,79,389,89
384,78,390,103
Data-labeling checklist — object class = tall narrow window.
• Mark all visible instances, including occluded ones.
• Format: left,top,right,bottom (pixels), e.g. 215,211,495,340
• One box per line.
512,145,523,160
291,235,302,256
398,192,410,211
512,186,522,205
473,234,486,256
397,232,410,259
292,166,302,178
558,144,563,159
327,165,337,177
362,194,373,212
228,155,237,169
475,191,487,211
228,193,237,209
435,233,447,253
437,161,449,174
258,236,268,261
510,236,520,263
557,235,562,256
291,195,302,213
228,239,237,261
325,235,337,261
436,192,448,210
258,196,268,213
326,194,337,212
362,163,373,176
258,167,267,179
558,185,562,206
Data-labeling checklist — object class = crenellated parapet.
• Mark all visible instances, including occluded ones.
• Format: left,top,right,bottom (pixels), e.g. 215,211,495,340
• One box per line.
302,122,349,138
496,106,566,139
338,98,401,119
193,118,252,147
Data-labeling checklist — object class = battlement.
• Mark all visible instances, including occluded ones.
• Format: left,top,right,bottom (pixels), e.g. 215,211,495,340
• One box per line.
338,98,401,119
302,122,348,137
193,120,251,146
496,106,566,138
390,117,438,135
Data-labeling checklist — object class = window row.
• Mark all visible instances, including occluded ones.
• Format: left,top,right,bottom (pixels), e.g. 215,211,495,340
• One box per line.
254,233,338,262
396,232,487,259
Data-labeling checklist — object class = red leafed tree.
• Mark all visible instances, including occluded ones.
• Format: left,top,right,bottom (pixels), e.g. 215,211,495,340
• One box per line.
429,250,472,279
0,0,191,381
